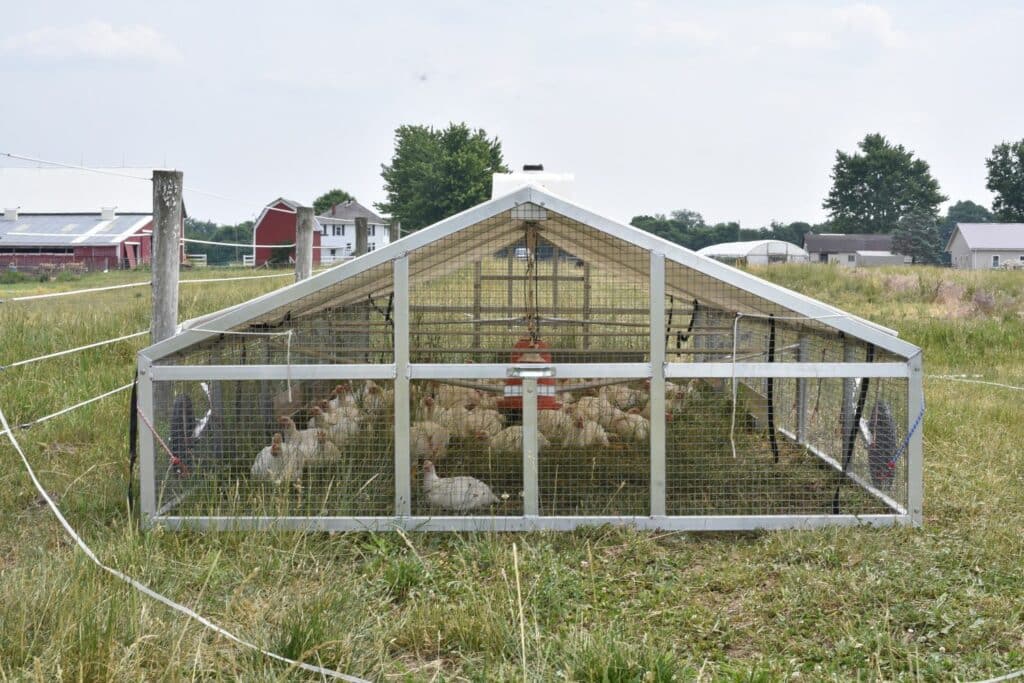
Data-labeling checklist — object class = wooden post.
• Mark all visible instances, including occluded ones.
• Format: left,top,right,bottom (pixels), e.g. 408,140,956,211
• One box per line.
472,261,482,349
551,247,560,322
355,216,368,256
389,220,401,243
294,206,314,282
582,262,592,350
151,169,182,344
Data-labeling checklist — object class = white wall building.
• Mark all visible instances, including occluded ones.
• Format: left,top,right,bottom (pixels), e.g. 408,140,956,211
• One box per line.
946,223,1024,270
317,200,391,263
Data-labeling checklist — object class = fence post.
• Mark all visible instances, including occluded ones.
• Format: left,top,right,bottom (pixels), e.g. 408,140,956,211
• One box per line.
295,206,314,282
389,220,401,243
151,169,182,345
355,216,368,256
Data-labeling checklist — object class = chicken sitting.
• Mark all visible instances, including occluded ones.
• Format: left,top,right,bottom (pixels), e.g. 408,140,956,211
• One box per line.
489,426,551,455
422,460,499,512
538,409,574,443
251,433,304,483
609,410,650,443
456,408,505,439
361,380,394,416
599,384,645,410
571,396,619,429
565,416,611,448
410,421,450,461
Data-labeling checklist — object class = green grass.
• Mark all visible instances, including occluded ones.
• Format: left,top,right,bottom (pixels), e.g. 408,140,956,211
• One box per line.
1,264,1023,681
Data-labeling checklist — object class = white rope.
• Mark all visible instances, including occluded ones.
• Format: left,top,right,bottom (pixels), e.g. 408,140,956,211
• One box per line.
7,382,134,432
0,404,367,682
3,272,293,302
971,669,1024,683
183,237,294,249
927,375,1024,392
2,331,148,370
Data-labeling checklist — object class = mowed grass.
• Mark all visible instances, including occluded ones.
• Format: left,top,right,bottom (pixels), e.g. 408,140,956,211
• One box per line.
0,263,1022,681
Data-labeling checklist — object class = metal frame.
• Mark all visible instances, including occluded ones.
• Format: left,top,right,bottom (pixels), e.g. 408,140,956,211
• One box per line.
138,184,925,532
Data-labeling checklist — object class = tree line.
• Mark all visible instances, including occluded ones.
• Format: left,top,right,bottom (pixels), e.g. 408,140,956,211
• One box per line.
187,126,1024,267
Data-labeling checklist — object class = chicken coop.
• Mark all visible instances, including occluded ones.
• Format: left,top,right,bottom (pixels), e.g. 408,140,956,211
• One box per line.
136,184,923,531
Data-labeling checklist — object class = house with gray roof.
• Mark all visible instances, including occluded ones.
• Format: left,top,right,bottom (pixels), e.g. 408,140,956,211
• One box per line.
803,232,908,266
946,223,1024,270
317,200,392,263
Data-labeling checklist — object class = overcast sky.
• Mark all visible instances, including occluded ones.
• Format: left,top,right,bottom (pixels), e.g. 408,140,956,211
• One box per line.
1,1,1021,227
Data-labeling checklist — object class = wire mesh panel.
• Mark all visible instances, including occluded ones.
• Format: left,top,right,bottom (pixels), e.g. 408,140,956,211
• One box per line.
538,378,651,516
409,379,517,516
160,261,395,366
150,378,394,518
663,376,908,516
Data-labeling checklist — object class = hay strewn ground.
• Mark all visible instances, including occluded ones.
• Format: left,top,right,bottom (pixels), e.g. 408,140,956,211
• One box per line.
1,264,1022,681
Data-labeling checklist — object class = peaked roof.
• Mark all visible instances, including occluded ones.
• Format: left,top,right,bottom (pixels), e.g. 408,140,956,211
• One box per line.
321,199,386,223
0,213,151,247
946,223,1024,251
697,239,807,258
804,233,893,253
0,166,156,214
141,185,919,362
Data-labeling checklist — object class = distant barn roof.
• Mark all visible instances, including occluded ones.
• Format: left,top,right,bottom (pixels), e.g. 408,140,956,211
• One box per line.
0,167,156,214
0,213,152,247
948,223,1024,250
804,233,893,252
321,199,386,223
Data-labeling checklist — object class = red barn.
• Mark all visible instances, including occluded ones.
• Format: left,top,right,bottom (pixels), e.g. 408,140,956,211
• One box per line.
252,198,322,267
0,167,183,271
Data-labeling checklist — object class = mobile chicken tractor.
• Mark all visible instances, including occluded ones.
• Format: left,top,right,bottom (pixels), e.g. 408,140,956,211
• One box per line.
136,171,923,531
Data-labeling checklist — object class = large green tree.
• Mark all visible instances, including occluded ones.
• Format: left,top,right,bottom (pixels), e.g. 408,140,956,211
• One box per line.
892,210,943,264
823,133,946,234
985,139,1024,221
183,218,254,265
313,188,355,216
377,123,508,232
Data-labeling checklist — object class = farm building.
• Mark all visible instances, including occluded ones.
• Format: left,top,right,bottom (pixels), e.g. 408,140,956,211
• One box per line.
251,198,323,268
804,232,908,266
0,166,180,271
317,200,392,264
945,223,1024,270
696,239,808,265
137,181,923,532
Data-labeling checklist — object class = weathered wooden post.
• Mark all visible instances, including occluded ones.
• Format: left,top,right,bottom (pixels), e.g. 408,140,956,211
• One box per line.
295,206,314,282
355,216,368,256
389,219,401,243
151,169,182,344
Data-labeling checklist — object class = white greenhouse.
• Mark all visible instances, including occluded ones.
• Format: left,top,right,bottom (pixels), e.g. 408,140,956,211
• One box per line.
696,240,809,265
136,183,923,532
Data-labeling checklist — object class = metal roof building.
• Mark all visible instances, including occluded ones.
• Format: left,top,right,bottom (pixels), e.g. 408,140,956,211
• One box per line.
946,223,1024,270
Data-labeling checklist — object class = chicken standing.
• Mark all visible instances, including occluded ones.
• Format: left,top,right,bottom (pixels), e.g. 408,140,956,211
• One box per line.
421,460,499,512
565,416,611,448
278,416,323,461
250,433,304,483
361,381,394,416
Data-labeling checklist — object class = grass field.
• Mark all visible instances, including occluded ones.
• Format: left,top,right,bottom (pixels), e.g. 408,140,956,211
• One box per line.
1,263,1022,681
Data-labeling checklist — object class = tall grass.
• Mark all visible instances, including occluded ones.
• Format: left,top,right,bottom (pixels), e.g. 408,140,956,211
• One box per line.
0,265,1022,680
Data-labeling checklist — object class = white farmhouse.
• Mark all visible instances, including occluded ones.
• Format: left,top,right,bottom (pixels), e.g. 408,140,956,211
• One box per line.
317,200,392,264
945,223,1024,270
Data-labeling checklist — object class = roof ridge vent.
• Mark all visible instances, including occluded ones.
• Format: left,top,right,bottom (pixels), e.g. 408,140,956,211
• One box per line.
101,206,116,220
523,163,544,172
2,207,18,221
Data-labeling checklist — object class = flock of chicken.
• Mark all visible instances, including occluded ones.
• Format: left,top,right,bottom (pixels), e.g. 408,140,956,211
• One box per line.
249,378,699,512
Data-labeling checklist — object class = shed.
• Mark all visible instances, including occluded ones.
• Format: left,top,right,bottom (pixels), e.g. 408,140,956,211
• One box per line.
251,198,323,268
804,233,901,266
697,240,808,265
137,184,923,532
945,223,1024,270
855,251,909,267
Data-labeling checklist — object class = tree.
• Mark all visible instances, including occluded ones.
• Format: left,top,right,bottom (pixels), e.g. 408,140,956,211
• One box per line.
985,139,1024,221
183,218,254,265
377,122,508,232
313,189,355,216
892,210,943,264
823,133,946,234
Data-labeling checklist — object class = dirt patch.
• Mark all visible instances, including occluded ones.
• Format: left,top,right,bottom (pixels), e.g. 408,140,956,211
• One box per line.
933,280,972,318
883,274,917,294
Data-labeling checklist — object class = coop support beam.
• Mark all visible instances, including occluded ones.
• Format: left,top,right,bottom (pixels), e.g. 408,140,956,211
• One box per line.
393,255,411,515
666,362,907,378
294,206,314,282
841,341,858,457
649,251,667,517
153,514,907,532
150,364,396,381
522,378,540,517
796,336,810,444
907,353,924,526
151,169,182,345
137,355,157,526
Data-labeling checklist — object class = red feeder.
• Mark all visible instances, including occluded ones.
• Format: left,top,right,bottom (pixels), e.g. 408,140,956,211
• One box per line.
498,337,561,411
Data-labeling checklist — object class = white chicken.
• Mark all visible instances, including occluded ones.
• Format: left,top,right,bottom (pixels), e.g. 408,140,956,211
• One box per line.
538,409,574,443
565,416,611,448
571,396,619,429
277,416,323,462
434,382,481,410
250,433,304,483
410,421,450,461
600,384,645,411
361,381,394,416
609,410,650,443
421,460,499,512
489,426,551,455
457,408,505,439
327,383,357,411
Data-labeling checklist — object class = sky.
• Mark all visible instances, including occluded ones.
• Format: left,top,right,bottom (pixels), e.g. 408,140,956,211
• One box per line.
1,1,1021,227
